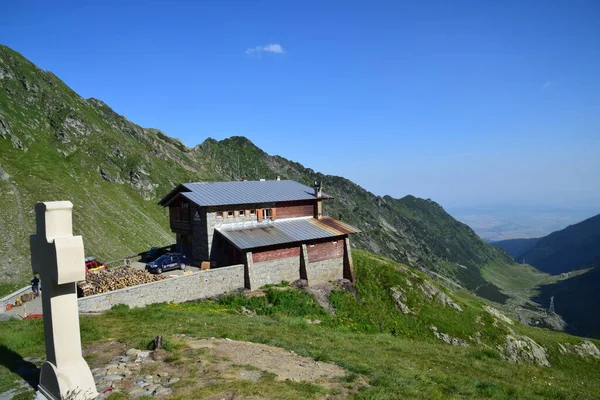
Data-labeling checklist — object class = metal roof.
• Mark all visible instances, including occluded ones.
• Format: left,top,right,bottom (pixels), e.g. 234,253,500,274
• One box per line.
163,180,330,207
216,216,359,250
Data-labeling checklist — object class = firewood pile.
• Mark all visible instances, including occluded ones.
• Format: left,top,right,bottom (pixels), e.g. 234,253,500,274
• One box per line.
77,266,164,297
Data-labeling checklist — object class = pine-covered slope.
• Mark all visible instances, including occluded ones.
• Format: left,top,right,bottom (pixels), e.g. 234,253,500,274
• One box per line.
0,44,527,302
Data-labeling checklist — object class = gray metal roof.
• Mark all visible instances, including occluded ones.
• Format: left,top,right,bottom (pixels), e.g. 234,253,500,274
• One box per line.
170,180,329,207
216,216,359,250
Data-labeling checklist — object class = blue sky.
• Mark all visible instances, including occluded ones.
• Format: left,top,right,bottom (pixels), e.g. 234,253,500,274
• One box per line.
2,0,599,209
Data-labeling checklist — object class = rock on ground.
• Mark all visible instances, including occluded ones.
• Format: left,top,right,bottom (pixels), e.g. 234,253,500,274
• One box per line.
500,334,549,367
484,306,514,325
391,286,412,314
419,280,463,312
430,326,469,347
559,340,600,360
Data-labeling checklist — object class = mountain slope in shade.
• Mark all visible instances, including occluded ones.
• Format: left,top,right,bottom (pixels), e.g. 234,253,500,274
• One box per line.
0,44,521,303
517,214,600,275
491,237,540,259
534,266,600,339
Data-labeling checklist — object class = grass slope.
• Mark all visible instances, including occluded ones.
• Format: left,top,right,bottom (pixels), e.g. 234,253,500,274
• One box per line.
1,250,599,399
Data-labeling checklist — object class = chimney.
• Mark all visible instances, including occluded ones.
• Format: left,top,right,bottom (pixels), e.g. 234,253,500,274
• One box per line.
314,180,323,219
276,176,280,181
314,180,322,198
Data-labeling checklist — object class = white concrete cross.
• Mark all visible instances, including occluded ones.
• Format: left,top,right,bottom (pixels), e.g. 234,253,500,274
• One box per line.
30,201,98,400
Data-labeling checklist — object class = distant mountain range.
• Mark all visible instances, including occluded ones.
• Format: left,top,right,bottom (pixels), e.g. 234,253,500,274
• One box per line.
0,44,526,303
493,213,600,275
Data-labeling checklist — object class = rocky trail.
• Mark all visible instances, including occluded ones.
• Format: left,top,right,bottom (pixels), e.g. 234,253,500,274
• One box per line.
1,335,365,399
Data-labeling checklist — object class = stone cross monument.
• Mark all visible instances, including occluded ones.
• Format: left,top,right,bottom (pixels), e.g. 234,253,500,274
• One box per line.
30,201,98,400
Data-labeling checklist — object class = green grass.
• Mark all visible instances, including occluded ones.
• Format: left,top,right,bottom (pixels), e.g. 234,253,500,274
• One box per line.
481,259,552,296
0,282,24,298
2,250,599,399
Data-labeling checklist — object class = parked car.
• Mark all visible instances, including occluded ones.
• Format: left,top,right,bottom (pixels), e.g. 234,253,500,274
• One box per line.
84,257,107,274
140,245,175,262
145,253,187,274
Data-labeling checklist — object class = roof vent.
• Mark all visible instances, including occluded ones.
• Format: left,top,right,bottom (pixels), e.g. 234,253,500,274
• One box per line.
276,176,281,181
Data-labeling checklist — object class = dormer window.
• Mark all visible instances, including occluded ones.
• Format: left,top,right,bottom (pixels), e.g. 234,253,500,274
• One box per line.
262,208,273,220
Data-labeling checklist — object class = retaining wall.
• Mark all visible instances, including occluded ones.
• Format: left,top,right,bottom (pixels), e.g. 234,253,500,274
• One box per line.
0,285,31,313
78,264,245,312
305,257,344,284
249,256,301,288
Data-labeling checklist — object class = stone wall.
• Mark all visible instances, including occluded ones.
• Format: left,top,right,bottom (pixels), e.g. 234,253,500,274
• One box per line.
191,205,209,264
0,285,30,313
305,257,344,284
247,255,301,289
206,206,259,260
78,264,245,312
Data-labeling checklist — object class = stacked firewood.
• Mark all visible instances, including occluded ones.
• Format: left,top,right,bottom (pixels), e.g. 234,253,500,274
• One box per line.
77,266,164,297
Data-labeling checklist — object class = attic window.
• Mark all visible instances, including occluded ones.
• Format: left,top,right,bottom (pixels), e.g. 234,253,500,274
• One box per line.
262,208,273,220
216,211,223,219
227,211,235,218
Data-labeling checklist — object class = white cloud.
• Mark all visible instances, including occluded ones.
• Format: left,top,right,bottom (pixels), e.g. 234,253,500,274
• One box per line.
541,81,554,89
245,43,285,56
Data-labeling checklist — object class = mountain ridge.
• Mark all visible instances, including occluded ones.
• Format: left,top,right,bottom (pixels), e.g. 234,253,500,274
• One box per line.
491,237,541,259
1,44,527,303
509,214,600,275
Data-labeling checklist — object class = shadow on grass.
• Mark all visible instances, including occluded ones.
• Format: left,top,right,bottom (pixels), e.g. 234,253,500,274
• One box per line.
0,344,40,389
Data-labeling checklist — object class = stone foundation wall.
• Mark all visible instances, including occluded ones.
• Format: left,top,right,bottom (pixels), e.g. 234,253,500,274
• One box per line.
249,256,301,289
305,257,344,284
78,264,244,312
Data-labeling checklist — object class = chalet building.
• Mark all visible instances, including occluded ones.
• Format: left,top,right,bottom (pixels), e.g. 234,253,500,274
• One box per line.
158,179,359,289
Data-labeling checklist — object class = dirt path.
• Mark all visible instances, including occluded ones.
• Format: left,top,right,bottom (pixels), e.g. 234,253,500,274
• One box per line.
185,337,346,383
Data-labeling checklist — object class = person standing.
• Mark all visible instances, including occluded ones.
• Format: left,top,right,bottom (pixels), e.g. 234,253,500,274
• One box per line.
31,275,40,297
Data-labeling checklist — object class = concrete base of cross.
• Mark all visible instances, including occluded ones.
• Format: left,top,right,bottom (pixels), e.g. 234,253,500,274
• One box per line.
36,360,97,400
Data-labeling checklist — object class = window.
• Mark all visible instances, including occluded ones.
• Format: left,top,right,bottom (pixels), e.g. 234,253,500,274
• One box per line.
250,209,256,216
216,211,223,218
227,211,235,218
333,240,338,245
181,202,190,221
239,210,245,217
262,208,272,220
